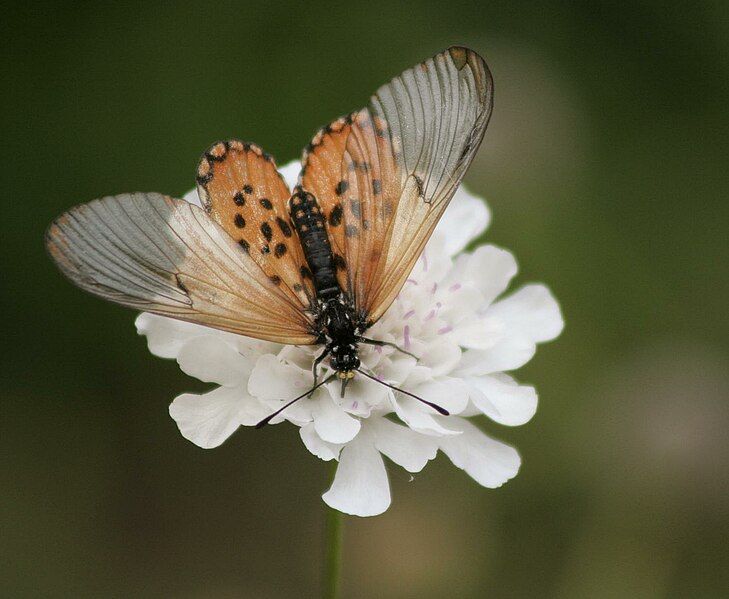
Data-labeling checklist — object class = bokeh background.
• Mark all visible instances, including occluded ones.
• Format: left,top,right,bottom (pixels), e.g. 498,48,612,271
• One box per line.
3,2,728,597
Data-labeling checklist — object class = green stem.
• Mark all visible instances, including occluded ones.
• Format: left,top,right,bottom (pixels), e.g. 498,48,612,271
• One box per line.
323,463,344,599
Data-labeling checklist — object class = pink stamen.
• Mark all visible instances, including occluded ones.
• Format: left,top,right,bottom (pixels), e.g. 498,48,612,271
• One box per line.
438,325,453,335
425,309,436,321
406,278,418,286
449,283,462,292
403,309,415,319
431,282,438,294
352,401,359,410
403,325,411,349
421,251,429,271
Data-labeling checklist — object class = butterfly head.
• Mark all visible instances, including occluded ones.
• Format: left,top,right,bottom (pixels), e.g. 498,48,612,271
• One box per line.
330,343,360,377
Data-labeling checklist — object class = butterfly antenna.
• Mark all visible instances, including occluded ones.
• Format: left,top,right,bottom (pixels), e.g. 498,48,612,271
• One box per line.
255,374,336,429
355,369,449,416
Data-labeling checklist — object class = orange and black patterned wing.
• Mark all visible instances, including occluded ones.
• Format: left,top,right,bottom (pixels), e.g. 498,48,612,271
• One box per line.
298,46,493,324
197,140,315,309
46,193,318,344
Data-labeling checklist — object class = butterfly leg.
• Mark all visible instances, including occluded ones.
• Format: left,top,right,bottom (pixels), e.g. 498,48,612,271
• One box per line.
309,347,331,396
358,337,418,360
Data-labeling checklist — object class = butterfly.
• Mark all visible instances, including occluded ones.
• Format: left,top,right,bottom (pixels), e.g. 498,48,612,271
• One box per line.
46,46,493,426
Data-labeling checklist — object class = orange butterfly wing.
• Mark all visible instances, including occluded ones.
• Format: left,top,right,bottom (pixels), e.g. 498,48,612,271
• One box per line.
299,46,493,324
197,140,316,310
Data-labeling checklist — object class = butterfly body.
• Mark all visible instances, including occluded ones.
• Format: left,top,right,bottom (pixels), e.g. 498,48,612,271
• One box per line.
289,188,340,301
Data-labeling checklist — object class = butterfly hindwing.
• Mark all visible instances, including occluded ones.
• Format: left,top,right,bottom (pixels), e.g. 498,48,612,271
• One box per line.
197,140,315,308
299,46,493,324
46,192,317,344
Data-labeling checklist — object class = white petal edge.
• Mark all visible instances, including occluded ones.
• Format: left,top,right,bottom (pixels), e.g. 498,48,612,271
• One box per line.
455,336,537,376
438,417,521,488
487,284,564,343
300,423,343,461
135,313,211,359
458,245,518,306
313,396,362,444
176,335,251,387
466,373,538,426
278,160,302,190
431,184,491,257
322,431,391,517
371,418,438,472
182,188,202,208
169,386,247,449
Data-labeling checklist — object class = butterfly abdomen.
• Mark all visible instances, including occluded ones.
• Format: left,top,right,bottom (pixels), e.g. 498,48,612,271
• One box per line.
289,188,340,300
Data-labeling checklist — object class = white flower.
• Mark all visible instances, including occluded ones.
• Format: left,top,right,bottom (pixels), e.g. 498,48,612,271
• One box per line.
138,162,564,517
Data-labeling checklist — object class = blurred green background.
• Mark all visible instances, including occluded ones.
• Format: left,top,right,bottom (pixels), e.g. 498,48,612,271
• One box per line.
3,2,728,597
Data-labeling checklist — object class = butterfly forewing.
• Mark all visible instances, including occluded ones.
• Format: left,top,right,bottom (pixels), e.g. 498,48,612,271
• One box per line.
46,192,318,344
299,111,402,316
299,46,493,324
197,140,315,307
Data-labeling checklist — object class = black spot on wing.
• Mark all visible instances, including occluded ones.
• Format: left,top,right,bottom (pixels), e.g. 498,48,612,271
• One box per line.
349,198,361,219
333,254,347,271
260,198,273,210
260,222,273,242
196,172,213,186
234,214,246,228
233,192,246,206
335,180,349,196
274,242,287,258
328,204,343,227
276,216,293,237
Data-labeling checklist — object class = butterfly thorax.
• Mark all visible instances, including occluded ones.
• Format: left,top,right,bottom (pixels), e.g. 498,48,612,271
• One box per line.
321,298,361,378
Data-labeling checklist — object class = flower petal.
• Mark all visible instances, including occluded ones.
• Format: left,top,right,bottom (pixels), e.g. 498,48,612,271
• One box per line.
438,417,521,487
467,373,538,426
182,188,202,208
277,160,301,190
371,418,438,472
169,386,248,449
248,354,311,400
455,337,537,376
458,245,518,306
488,284,564,343
322,431,391,517
394,396,461,436
411,378,470,415
452,315,505,350
177,335,252,387
135,312,209,359
327,374,388,417
431,185,490,256
417,340,462,377
299,423,343,461
314,396,361,444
